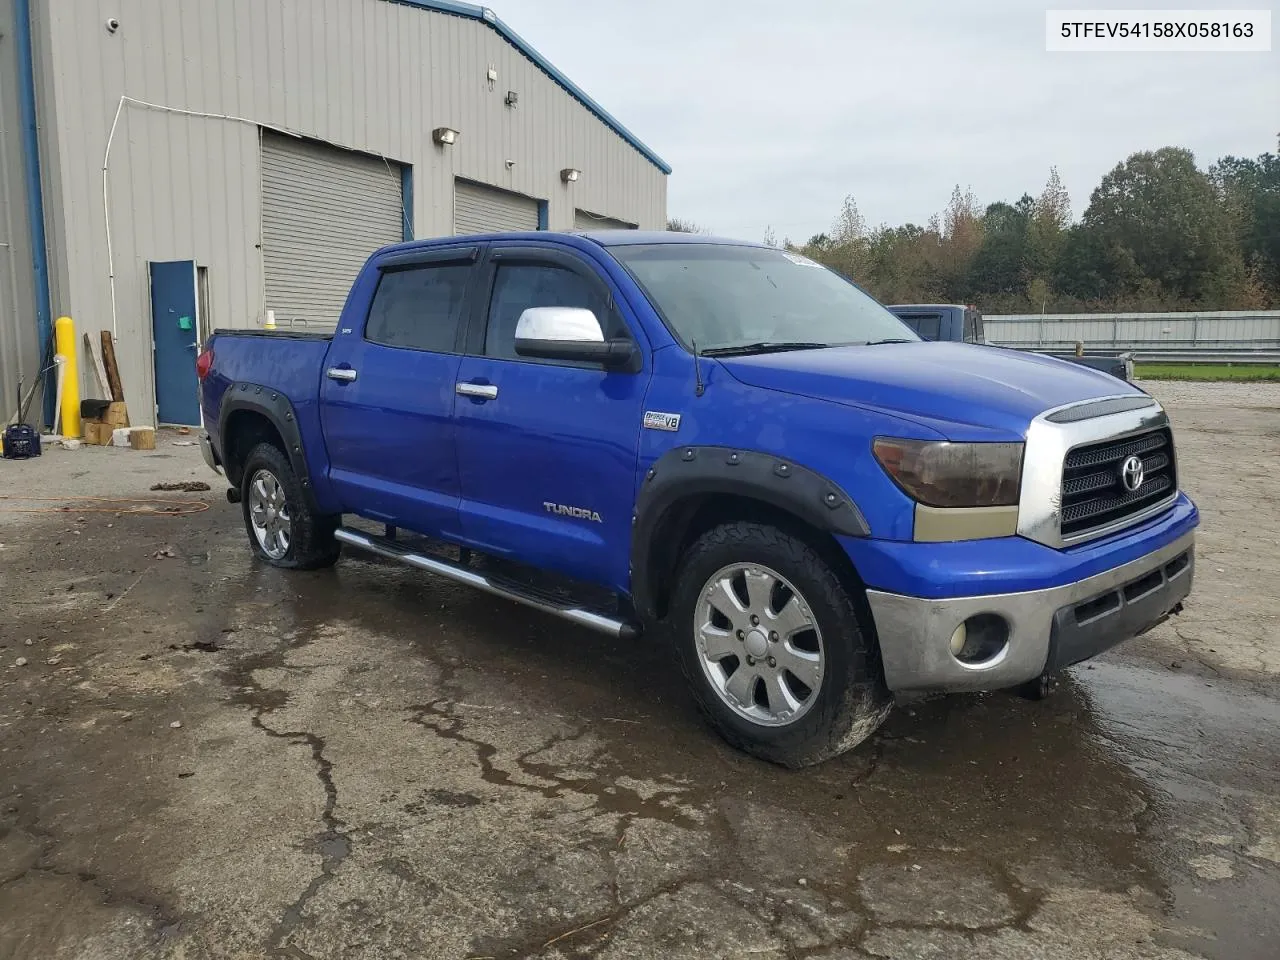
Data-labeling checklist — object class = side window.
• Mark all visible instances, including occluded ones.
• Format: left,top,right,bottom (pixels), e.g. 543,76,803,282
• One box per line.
365,263,471,352
902,313,942,341
484,262,624,361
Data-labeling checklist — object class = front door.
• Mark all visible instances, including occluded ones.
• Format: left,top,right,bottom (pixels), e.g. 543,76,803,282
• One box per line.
319,245,480,539
452,245,649,592
149,260,201,425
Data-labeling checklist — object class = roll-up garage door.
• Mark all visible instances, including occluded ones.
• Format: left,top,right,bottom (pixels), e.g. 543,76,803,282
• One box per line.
454,179,539,234
261,132,404,329
574,209,637,231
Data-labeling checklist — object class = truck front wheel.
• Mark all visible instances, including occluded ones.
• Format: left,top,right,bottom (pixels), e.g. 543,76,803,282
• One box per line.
240,442,341,570
670,522,891,767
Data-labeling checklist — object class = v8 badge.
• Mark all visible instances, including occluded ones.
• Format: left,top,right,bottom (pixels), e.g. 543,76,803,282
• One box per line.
643,411,682,432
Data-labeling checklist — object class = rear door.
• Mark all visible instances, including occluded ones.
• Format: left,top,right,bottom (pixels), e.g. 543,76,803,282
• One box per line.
451,244,649,591
319,244,481,538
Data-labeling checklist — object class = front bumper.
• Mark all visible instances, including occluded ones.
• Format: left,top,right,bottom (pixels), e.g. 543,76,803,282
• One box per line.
867,529,1195,693
199,432,222,474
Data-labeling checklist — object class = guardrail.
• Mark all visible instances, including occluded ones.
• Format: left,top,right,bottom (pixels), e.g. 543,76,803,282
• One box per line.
985,310,1280,364
1027,349,1280,365
1135,353,1280,364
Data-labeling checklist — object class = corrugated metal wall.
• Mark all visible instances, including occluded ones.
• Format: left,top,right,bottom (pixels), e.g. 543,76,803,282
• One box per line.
28,0,667,426
0,0,39,425
986,311,1280,355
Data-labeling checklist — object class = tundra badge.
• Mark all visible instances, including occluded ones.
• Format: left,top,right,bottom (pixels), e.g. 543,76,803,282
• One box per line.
643,411,682,432
544,502,603,523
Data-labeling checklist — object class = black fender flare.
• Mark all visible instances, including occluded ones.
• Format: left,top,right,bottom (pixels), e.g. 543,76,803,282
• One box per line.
630,445,870,621
217,382,314,500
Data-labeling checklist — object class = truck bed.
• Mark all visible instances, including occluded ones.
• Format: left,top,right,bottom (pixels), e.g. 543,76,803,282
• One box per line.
200,328,335,480
205,329,334,390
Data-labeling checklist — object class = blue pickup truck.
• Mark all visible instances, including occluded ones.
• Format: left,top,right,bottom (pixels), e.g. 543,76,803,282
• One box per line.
198,232,1197,766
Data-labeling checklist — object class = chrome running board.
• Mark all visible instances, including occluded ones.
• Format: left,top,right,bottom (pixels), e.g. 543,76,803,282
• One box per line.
334,527,639,640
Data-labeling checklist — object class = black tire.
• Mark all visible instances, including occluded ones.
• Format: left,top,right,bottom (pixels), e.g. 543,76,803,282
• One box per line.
240,442,341,570
670,521,891,768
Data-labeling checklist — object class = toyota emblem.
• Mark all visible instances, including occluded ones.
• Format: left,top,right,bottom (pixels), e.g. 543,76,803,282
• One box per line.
1119,455,1144,493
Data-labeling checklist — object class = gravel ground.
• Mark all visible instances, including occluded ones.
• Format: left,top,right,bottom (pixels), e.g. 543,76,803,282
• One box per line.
1130,381,1280,676
0,430,210,530
1137,379,1280,407
1,381,1277,960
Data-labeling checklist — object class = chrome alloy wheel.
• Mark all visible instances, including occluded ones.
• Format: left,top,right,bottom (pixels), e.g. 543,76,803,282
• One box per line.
694,563,825,727
248,468,292,560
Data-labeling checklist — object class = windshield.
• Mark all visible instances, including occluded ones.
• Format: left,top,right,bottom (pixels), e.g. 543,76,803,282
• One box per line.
610,244,917,352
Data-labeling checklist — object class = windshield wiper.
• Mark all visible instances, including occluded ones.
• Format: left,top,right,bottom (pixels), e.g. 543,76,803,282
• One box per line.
700,341,832,357
863,338,915,346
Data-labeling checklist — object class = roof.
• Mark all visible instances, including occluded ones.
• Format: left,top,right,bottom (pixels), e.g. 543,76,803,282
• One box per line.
386,0,670,174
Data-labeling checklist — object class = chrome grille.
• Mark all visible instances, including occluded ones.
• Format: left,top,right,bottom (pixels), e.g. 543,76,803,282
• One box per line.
1060,427,1176,539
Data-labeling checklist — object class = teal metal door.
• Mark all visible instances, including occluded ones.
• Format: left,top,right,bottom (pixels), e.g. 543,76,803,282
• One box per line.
149,260,201,425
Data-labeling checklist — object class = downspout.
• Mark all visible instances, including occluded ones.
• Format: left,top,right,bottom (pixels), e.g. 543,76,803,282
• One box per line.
14,0,52,428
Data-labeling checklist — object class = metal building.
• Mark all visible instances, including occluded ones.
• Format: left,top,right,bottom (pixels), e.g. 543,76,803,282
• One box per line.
0,0,668,429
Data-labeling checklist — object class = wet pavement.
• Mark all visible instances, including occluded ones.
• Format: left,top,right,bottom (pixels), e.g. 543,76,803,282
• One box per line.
1,383,1278,959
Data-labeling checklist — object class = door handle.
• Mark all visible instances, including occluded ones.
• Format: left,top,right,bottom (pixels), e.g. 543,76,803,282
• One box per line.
326,367,358,383
455,382,498,400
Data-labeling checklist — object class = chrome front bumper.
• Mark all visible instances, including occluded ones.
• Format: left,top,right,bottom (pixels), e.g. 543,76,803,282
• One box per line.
199,433,222,474
866,530,1195,693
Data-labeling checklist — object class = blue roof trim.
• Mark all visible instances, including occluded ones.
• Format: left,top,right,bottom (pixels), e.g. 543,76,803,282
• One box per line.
384,0,671,174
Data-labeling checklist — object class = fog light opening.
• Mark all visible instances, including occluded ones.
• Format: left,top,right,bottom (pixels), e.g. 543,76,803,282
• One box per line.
951,613,1009,666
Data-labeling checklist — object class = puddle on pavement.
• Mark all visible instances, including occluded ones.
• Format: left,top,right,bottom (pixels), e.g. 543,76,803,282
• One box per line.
1075,661,1280,797
1074,661,1280,958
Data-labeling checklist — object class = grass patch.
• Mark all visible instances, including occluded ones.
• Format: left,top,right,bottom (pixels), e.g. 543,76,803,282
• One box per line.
1135,363,1280,382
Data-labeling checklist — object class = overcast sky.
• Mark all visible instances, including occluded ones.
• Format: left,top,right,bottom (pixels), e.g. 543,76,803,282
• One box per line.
491,0,1277,242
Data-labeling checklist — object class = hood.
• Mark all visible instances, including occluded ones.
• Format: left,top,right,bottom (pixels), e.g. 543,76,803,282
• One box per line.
717,341,1141,439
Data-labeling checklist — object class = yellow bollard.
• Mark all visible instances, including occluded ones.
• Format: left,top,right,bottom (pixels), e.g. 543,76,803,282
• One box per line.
55,316,81,438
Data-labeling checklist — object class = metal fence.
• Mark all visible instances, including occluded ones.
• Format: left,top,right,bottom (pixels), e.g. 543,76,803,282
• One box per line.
984,311,1280,363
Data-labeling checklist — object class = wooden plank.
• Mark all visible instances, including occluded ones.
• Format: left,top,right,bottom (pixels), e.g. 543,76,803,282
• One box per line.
82,420,113,446
100,331,124,402
102,401,129,428
83,332,109,397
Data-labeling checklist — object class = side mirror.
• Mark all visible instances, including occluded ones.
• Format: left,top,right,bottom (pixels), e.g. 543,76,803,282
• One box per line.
513,307,635,368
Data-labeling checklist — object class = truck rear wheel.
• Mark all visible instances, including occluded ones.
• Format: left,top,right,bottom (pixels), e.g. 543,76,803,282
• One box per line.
670,521,891,767
240,442,341,570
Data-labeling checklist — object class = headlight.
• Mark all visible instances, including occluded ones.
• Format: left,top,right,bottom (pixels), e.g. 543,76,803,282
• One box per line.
873,438,1023,508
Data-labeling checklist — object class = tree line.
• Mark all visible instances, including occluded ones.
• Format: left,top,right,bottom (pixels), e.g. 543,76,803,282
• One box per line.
670,142,1280,313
